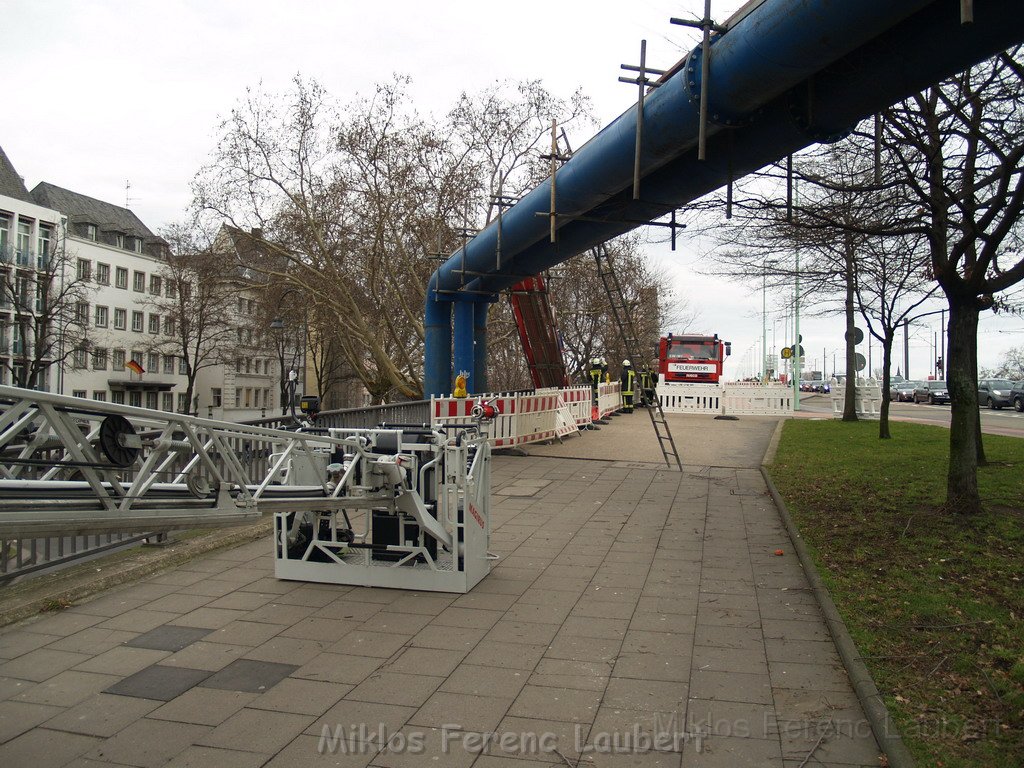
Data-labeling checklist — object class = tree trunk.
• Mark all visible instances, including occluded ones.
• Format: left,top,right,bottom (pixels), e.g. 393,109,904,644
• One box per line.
843,255,858,421
946,300,982,513
879,331,894,439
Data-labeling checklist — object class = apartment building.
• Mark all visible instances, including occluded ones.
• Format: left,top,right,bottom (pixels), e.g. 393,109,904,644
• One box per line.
0,147,64,391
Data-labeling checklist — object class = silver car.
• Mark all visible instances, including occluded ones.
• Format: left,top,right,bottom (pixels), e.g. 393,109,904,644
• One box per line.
978,379,1015,409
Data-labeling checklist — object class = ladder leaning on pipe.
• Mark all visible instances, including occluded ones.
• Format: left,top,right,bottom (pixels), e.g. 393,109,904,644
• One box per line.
592,244,682,470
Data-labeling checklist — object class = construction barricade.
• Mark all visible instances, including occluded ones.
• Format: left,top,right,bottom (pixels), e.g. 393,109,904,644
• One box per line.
658,383,723,414
597,382,623,419
830,380,883,419
658,382,794,416
431,386,599,448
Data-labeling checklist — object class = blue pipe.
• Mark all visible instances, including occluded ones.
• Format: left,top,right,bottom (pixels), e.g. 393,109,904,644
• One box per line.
424,277,451,398
474,302,488,394
424,0,1024,396
453,300,475,393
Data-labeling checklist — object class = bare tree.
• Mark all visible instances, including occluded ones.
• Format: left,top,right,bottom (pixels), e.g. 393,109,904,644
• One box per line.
149,225,242,411
0,226,91,390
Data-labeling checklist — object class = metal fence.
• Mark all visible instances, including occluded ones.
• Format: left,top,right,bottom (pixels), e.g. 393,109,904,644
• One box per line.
0,397,432,585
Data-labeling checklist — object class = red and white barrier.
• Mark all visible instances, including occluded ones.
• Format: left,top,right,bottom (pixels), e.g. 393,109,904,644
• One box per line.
597,382,622,418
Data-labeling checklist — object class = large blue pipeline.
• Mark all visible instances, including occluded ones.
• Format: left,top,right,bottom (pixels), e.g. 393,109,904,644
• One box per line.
425,0,1024,397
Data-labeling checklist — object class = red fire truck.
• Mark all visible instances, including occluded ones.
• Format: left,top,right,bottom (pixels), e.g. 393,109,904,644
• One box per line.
658,333,731,384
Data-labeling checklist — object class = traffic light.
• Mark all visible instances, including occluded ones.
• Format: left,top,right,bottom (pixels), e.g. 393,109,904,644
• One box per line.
936,357,944,373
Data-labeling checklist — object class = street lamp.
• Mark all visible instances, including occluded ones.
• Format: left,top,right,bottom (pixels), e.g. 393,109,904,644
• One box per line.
762,258,778,382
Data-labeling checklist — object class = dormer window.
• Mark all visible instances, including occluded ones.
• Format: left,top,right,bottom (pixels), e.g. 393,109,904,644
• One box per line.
85,224,97,241
115,233,125,249
133,237,143,253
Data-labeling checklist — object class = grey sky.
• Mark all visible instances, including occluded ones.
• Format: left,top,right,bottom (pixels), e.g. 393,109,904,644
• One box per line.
4,1,1021,376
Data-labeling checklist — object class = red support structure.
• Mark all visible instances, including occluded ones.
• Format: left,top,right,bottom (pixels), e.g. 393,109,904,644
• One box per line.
509,276,569,389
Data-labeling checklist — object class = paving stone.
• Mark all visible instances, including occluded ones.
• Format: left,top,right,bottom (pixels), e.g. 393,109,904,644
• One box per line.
407,624,488,651
694,625,764,651
148,569,211,587
164,745,271,768
262,733,377,766
178,580,248,598
105,665,212,701
431,606,504,630
149,687,256,726
125,625,213,653
688,670,773,705
328,631,409,659
764,638,841,665
203,620,283,648
387,594,459,616
0,630,62,660
571,599,638,621
388,647,467,677
692,645,769,676
98,609,183,633
545,635,622,663
161,641,252,672
410,690,512,731
372,724,477,768
48,627,137,655
43,692,160,737
628,612,696,635
687,698,776,739
509,685,601,724
21,611,105,638
760,619,830,642
292,653,385,685
768,661,852,692
0,727,101,767
75,646,171,676
0,700,64,743
0,677,31,701
0,648,91,682
490,715,589,763
359,612,434,636
244,636,329,665
204,592,277,612
200,658,298,693
199,707,313,753
280,617,360,642
171,607,251,630
247,677,349,716
308,699,416,742
343,587,407,605
274,586,347,608
86,717,211,767
243,602,318,626
682,731,783,766
486,620,559,646
603,678,688,713
317,600,386,622
346,671,445,708
70,594,151,618
439,664,529,699
14,670,120,707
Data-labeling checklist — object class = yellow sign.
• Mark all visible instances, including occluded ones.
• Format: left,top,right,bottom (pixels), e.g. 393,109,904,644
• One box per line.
781,347,793,359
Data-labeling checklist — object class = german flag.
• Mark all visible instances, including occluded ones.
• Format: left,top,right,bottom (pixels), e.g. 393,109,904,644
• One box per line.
125,360,145,375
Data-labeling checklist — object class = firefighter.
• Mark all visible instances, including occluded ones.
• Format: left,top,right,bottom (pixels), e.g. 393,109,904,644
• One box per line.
620,359,636,413
588,357,602,403
639,364,658,406
601,357,610,384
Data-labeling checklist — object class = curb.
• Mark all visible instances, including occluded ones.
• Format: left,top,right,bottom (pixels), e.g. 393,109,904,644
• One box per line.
759,464,915,768
1,519,273,629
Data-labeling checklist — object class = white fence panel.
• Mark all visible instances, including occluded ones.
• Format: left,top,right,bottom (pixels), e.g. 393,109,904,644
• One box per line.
658,383,723,414
721,384,794,415
597,382,622,418
829,382,883,420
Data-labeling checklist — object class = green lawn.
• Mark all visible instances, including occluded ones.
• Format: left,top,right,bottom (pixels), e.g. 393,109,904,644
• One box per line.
768,419,1024,767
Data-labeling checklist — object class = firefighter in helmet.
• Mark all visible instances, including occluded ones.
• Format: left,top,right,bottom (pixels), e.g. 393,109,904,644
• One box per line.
601,357,610,384
639,363,658,406
588,357,602,404
620,359,636,413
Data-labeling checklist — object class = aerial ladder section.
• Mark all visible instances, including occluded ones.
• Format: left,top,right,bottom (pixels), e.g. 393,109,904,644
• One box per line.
509,275,570,389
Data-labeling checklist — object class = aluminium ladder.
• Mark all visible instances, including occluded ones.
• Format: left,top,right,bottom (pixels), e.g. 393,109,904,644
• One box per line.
592,244,682,470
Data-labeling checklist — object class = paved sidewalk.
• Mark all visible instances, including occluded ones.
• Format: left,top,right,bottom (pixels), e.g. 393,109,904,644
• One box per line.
0,415,881,767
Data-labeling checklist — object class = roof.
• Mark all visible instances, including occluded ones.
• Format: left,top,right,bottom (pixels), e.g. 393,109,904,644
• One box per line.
0,145,33,203
218,225,288,280
30,181,158,239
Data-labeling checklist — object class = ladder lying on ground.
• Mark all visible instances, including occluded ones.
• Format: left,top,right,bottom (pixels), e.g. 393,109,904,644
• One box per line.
509,275,570,389
592,243,682,470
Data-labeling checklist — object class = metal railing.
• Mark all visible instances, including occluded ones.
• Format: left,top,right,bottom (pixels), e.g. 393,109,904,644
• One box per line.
0,394,431,584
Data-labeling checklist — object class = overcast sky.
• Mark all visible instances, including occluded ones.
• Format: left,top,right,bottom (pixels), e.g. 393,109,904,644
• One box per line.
4,0,1021,378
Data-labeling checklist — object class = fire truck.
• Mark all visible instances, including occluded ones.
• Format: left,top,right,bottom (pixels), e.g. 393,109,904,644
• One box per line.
658,333,731,384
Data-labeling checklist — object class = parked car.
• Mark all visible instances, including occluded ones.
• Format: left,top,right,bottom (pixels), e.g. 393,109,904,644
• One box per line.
913,380,949,405
1011,381,1024,412
892,381,921,402
977,379,1016,409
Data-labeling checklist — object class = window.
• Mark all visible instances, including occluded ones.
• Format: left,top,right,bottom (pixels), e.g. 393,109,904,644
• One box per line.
116,233,125,249
95,305,108,328
163,355,174,374
146,391,158,410
115,266,128,289
264,388,271,408
129,391,142,407
112,390,125,404
178,357,187,375
131,311,144,332
76,259,91,281
166,281,177,299
248,299,255,315
93,391,107,402
37,226,51,268
147,353,159,372
212,388,222,407
133,271,145,292
237,298,244,314
72,390,87,399
244,388,253,408
85,224,97,241
148,313,160,334
92,348,108,370
236,328,243,344
163,317,176,336
76,301,89,323
113,349,126,369
245,359,252,374
16,219,30,264
96,263,110,285
177,393,189,412
149,275,162,295
73,347,87,368
131,350,143,366
234,387,242,407
180,281,191,299
113,308,127,330
162,392,173,411
133,237,143,254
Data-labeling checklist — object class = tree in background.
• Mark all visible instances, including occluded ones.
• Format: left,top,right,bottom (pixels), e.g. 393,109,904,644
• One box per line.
149,225,242,412
0,226,91,390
